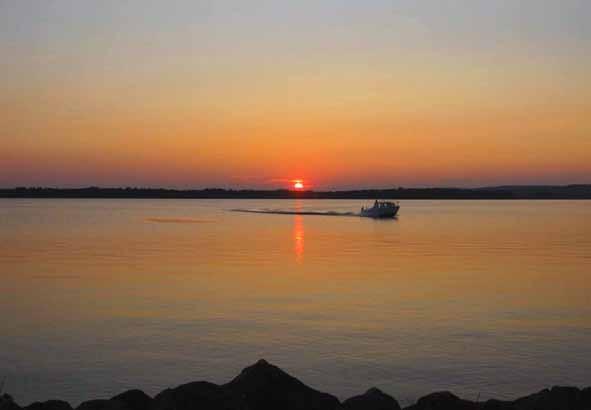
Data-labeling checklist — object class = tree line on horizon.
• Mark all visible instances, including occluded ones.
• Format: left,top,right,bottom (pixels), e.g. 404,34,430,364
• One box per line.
1,185,590,199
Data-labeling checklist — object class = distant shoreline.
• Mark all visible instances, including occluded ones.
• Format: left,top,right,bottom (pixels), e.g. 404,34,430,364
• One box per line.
1,185,590,199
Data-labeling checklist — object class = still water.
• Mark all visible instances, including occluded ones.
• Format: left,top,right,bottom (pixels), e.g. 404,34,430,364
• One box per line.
1,199,590,406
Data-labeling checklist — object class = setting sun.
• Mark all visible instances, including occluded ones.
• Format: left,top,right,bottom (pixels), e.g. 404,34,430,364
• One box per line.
293,181,304,190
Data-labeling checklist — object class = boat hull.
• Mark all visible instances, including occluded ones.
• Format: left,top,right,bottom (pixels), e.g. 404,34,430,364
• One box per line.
360,206,399,218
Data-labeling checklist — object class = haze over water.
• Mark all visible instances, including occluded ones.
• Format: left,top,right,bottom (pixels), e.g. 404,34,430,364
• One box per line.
1,199,590,406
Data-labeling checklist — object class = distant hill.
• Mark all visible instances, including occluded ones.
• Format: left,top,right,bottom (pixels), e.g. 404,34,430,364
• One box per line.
1,185,590,199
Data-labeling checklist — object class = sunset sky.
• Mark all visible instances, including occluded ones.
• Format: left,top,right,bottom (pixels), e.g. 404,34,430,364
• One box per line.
1,0,589,189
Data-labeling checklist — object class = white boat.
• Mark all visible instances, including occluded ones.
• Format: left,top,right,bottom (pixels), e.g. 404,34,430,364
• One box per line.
360,200,400,218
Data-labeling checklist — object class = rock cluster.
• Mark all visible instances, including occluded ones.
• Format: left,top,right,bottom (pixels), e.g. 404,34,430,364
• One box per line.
2,360,590,410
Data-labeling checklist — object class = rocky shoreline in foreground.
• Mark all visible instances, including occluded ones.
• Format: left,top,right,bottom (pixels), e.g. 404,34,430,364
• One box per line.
1,360,589,410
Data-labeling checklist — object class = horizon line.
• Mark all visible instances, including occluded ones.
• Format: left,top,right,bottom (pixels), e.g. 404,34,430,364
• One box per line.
2,183,591,191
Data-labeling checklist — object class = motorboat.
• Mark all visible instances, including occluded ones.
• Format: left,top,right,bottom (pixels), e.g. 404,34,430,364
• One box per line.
360,200,399,218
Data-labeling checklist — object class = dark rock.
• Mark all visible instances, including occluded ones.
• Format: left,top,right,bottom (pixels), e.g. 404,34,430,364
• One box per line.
1,396,15,405
513,386,584,410
406,391,477,410
0,402,20,410
109,390,151,410
25,401,72,410
222,359,341,410
546,386,582,410
8,361,591,410
76,400,126,410
76,400,107,410
151,359,341,410
480,399,516,410
343,387,400,410
582,388,591,408
0,395,21,410
74,389,150,410
151,381,240,410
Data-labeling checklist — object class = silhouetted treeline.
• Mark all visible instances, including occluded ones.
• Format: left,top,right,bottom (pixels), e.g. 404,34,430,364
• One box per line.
1,185,590,199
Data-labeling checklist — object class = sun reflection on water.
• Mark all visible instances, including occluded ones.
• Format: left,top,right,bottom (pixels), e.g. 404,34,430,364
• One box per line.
293,215,304,263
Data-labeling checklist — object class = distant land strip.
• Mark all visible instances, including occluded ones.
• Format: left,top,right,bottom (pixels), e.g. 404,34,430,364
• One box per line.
1,185,590,199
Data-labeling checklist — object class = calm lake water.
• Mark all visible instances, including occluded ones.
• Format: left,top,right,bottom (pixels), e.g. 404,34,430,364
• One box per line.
1,199,590,406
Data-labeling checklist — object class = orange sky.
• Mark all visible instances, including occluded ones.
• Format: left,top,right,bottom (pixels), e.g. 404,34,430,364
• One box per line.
1,1,590,189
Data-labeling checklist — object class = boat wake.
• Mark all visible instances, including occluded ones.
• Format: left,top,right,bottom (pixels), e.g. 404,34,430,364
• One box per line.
146,217,215,224
230,208,359,217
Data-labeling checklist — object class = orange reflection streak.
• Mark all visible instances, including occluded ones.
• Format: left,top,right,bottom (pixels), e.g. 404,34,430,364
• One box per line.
293,215,304,263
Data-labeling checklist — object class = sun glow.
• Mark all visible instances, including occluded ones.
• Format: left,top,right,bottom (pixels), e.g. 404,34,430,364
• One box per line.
293,180,304,190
